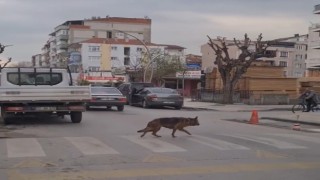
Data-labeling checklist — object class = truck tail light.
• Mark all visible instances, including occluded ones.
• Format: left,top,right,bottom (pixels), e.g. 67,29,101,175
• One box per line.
6,107,23,111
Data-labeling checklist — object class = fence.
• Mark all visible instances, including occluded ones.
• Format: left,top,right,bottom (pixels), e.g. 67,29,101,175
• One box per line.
192,89,297,105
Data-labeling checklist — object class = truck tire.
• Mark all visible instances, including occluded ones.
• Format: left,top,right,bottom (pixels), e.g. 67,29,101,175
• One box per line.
0,107,9,125
70,112,82,123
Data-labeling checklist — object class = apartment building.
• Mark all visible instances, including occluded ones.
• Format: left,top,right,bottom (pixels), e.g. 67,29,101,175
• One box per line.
41,16,152,67
67,37,185,83
306,4,320,76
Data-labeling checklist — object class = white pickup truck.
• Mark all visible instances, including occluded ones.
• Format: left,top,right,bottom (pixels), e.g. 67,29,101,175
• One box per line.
0,67,91,124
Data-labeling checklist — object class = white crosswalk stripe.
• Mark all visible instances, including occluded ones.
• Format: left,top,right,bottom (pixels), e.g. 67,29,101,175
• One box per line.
6,138,46,158
122,135,187,153
227,135,307,149
64,137,119,155
2,133,317,159
269,134,320,144
187,135,249,150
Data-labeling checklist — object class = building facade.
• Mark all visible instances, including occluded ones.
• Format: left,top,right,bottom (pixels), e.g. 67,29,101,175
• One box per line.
41,16,152,67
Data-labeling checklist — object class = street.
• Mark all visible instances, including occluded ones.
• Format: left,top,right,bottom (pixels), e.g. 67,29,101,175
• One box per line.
1,106,320,180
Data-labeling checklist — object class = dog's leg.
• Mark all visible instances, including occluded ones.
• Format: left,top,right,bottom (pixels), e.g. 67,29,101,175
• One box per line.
179,128,191,135
171,128,177,138
140,131,148,138
152,126,161,137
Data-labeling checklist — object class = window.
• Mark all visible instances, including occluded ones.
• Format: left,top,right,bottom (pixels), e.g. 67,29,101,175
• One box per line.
137,47,143,52
124,57,130,66
88,46,100,52
89,56,100,61
279,61,287,67
124,47,130,56
280,51,288,57
7,72,62,85
111,46,117,51
88,66,100,71
111,57,118,61
305,54,307,59
107,31,112,38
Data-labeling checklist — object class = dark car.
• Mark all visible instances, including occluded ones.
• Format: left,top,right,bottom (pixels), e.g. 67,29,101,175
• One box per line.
131,87,184,109
118,82,154,105
86,86,126,111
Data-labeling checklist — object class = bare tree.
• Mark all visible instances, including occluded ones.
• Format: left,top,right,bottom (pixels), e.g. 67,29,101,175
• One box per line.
207,34,271,104
0,43,13,69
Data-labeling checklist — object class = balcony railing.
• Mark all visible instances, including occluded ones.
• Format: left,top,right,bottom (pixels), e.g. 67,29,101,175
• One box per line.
314,4,320,14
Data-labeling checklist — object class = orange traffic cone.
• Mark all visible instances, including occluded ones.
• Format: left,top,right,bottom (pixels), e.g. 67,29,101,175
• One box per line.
249,110,259,125
292,124,301,131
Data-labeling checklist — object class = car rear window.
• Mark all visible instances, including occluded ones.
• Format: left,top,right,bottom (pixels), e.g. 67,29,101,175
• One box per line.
149,88,178,94
91,87,121,94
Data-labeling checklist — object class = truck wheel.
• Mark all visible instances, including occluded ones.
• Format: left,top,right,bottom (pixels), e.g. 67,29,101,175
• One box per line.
117,105,124,111
0,107,9,125
70,112,82,123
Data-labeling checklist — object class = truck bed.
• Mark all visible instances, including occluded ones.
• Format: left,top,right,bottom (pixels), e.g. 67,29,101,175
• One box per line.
0,86,91,103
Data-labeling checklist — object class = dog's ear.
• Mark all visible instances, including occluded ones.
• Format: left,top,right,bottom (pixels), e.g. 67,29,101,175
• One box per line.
194,116,198,120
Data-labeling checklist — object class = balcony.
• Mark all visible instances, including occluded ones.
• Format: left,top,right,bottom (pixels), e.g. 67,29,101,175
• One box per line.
309,41,320,49
58,34,68,40
309,23,320,32
57,42,68,49
314,4,320,14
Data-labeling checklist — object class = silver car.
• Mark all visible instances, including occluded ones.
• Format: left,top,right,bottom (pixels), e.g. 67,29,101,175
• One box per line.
131,87,184,110
86,87,126,111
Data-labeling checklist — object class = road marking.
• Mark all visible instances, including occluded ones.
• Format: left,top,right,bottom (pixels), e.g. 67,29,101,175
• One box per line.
255,150,287,159
270,133,320,144
65,137,119,155
188,135,249,150
122,135,186,153
7,138,46,158
7,162,320,180
143,154,183,163
230,135,307,149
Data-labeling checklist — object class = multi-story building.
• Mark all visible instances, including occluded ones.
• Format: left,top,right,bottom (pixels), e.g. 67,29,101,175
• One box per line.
31,54,42,67
306,4,320,76
67,37,185,83
42,16,152,67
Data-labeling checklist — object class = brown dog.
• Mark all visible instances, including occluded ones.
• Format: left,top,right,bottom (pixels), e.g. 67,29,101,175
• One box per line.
137,116,199,138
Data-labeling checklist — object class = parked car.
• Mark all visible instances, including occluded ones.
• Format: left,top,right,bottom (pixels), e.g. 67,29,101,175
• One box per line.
131,87,184,109
87,86,126,111
118,82,154,105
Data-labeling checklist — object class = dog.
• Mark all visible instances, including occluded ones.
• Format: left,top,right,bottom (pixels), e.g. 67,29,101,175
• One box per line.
137,116,199,138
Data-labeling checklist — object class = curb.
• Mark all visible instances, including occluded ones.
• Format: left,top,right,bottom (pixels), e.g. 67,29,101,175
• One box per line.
261,117,320,126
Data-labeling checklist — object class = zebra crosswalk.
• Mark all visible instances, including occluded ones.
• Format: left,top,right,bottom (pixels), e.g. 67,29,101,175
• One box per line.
1,133,318,159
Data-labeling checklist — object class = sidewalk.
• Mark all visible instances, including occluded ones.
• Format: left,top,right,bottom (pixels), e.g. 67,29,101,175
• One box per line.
182,98,320,127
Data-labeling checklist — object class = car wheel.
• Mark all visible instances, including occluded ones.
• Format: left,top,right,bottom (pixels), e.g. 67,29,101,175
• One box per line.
174,106,182,110
117,105,124,111
86,105,90,110
142,100,149,109
106,106,112,109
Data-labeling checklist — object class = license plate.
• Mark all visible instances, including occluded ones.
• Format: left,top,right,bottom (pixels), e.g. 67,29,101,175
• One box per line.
101,98,114,100
163,102,174,104
35,107,56,111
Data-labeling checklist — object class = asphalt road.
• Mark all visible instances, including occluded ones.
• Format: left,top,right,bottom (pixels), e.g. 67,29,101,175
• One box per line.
1,106,320,180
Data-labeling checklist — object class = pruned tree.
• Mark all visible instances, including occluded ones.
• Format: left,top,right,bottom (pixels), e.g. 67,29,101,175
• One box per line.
207,33,271,104
0,43,12,69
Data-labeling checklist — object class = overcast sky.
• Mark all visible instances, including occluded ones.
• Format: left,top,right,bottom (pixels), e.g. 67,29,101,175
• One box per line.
0,0,319,62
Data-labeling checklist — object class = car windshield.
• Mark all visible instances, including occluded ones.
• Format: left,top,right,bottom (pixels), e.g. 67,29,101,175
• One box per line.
148,88,178,94
91,87,121,94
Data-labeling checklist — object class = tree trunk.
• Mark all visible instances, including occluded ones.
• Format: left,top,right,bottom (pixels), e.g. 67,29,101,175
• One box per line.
223,73,234,104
